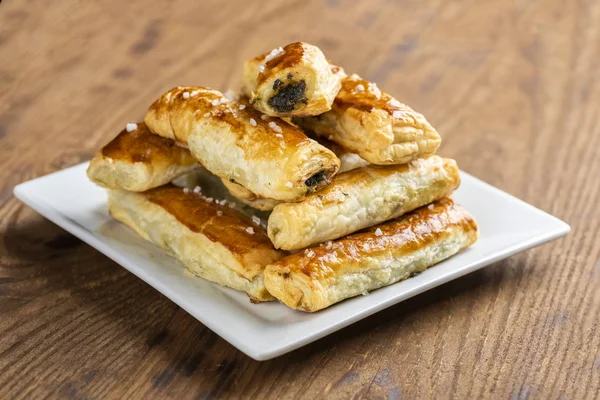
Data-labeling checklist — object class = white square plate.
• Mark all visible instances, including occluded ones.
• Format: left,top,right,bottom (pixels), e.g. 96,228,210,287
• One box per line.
14,163,569,360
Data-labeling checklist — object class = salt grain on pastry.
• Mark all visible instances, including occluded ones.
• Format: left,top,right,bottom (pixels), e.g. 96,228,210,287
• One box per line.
224,89,236,100
246,227,255,234
392,110,406,119
264,47,284,63
285,182,293,188
205,197,213,203
268,122,282,133
250,118,257,126
182,91,190,99
375,228,383,236
193,186,202,193
126,123,138,132
217,210,223,216
183,187,190,194
239,104,246,110
252,215,261,226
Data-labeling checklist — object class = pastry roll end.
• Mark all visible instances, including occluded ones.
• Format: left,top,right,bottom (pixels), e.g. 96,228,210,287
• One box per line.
243,42,342,117
87,122,200,192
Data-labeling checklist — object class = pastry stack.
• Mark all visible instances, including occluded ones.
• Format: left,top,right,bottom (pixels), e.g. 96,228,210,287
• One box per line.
87,42,478,312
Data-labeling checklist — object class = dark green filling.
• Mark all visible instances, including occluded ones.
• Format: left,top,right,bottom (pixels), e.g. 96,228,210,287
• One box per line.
305,171,327,187
268,79,307,112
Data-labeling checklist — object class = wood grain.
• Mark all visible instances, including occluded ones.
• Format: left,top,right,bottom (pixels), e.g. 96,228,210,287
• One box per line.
1,0,599,398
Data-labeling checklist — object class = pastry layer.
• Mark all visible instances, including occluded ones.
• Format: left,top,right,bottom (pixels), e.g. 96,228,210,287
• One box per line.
293,73,441,165
108,185,285,301
268,156,460,250
86,122,199,191
145,86,340,201
264,198,478,311
221,178,281,211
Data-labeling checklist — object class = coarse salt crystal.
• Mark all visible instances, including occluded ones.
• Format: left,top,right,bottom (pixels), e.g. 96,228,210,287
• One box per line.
325,241,333,250
246,227,255,234
355,84,365,92
264,46,284,63
239,104,246,110
126,123,138,132
392,110,406,119
285,181,293,188
205,197,214,203
428,204,435,210
259,64,265,73
193,186,202,193
375,228,383,236
250,118,257,126
268,122,282,133
217,210,223,216
224,89,236,100
211,99,220,106
252,215,261,226
190,90,200,97
305,249,315,258
182,91,190,99
275,133,283,138
183,187,190,194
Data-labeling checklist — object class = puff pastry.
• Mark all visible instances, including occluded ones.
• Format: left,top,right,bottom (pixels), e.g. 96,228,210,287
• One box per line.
86,123,199,191
264,198,478,311
145,86,340,201
221,178,281,211
293,73,441,165
242,42,342,117
268,156,460,250
308,133,369,173
108,185,285,302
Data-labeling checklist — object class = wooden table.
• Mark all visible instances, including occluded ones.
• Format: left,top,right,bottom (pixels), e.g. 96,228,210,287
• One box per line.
1,0,599,398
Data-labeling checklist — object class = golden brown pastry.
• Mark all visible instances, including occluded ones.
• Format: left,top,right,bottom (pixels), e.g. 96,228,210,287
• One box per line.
293,73,441,165
145,86,340,201
264,198,478,311
108,185,285,302
268,156,460,250
242,42,342,117
221,178,281,211
86,122,200,191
